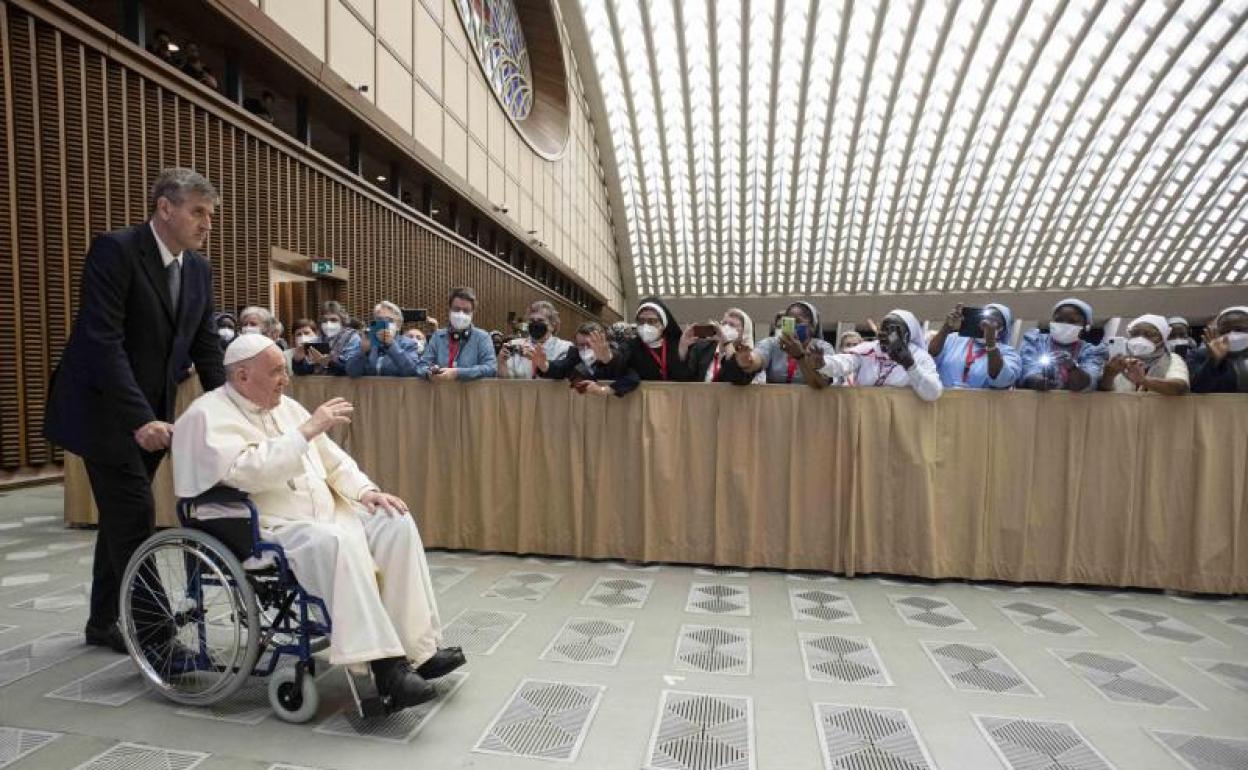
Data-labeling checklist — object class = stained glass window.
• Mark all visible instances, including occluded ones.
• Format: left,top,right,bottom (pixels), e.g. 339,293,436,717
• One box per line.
456,0,535,121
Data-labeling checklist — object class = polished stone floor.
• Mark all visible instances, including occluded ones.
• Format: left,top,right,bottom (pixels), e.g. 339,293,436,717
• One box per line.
0,484,1245,769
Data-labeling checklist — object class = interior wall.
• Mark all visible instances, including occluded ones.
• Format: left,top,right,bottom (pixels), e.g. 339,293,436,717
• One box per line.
253,0,626,312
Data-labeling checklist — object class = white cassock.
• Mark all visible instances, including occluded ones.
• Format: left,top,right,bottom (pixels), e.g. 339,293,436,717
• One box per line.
171,384,441,667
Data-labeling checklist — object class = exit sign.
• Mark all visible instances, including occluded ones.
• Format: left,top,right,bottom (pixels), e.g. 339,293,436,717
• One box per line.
312,259,334,275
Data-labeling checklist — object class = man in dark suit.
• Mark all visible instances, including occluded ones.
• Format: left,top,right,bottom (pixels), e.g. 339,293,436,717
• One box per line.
44,168,226,653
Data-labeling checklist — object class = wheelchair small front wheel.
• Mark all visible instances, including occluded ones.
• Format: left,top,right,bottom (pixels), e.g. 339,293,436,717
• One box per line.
268,667,319,723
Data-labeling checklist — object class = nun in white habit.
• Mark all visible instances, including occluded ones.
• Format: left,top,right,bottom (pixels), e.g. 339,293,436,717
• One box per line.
817,310,944,402
171,334,463,708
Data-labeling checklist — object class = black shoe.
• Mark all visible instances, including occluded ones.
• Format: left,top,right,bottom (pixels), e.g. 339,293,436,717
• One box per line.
84,622,127,654
414,647,466,680
370,656,437,709
141,635,199,676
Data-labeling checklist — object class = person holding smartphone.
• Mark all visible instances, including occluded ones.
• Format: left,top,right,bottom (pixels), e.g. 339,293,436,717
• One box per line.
818,310,943,401
1018,298,1107,392
1099,314,1189,395
499,300,573,379
677,309,765,384
342,301,422,377
929,302,1021,389
415,287,497,381
294,301,358,376
598,297,693,383
737,301,834,387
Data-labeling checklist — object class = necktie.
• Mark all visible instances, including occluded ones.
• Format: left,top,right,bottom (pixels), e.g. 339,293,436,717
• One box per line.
166,258,181,313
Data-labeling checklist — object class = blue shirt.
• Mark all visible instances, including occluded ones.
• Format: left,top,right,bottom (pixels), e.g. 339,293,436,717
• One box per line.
415,327,497,380
341,333,422,377
1018,329,1107,392
933,335,1021,389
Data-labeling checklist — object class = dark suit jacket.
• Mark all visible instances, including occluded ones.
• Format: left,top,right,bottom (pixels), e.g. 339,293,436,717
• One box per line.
43,222,225,463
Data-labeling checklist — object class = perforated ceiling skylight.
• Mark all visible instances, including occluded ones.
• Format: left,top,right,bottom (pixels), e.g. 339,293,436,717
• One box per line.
579,0,1248,297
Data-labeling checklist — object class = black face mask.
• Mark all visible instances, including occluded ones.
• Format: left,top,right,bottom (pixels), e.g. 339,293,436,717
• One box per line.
529,320,548,340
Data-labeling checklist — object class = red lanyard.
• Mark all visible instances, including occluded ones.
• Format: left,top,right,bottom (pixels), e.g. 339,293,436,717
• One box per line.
447,338,459,367
644,339,668,379
711,355,722,382
962,341,987,382
873,353,898,386
786,356,800,383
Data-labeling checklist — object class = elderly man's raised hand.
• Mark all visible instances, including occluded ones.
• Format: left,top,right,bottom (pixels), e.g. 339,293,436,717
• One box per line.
300,397,353,441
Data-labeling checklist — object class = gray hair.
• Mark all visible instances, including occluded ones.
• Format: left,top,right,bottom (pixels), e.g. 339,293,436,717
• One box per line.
149,167,219,211
239,306,275,333
527,300,560,330
374,300,402,319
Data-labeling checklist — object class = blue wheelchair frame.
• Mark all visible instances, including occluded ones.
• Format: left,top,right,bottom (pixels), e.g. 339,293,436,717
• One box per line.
175,492,331,679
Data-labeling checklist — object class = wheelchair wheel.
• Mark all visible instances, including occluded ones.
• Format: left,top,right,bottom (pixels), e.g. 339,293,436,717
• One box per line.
268,666,319,723
120,528,262,706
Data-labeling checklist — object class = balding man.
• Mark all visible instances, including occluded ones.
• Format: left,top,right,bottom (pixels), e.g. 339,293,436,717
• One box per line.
171,334,464,710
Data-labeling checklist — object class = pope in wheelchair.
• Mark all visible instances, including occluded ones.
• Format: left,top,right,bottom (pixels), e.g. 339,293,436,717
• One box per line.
122,333,464,721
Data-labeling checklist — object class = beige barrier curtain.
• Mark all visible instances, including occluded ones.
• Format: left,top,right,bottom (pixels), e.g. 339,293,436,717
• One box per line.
65,379,1248,593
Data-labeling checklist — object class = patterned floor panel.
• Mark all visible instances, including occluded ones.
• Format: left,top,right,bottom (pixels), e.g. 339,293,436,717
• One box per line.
0,727,59,769
996,600,1094,637
685,583,751,617
45,658,148,707
581,576,655,609
813,703,934,770
540,617,634,666
889,595,976,630
799,634,891,686
481,571,562,601
1099,606,1226,649
1051,648,1203,709
673,625,752,676
922,640,1039,696
789,588,860,624
314,672,468,743
70,743,208,770
976,715,1114,770
473,678,604,762
644,690,753,770
439,608,525,655
1149,730,1248,770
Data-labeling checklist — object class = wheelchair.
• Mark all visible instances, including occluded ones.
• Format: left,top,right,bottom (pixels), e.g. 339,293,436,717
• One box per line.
118,487,359,723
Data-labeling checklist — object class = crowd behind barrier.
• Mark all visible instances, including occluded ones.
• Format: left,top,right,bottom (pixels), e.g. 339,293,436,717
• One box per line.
268,287,1248,397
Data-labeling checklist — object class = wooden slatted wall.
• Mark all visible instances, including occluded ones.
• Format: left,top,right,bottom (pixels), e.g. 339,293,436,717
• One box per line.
0,2,602,472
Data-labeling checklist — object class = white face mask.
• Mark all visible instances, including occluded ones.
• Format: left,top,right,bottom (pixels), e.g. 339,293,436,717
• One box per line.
637,323,662,345
295,334,317,345
449,311,472,331
408,337,425,352
1127,336,1157,357
217,327,235,342
1165,338,1191,352
721,325,740,343
321,321,341,337
1049,322,1082,345
1226,331,1248,352
579,348,596,367
241,325,263,335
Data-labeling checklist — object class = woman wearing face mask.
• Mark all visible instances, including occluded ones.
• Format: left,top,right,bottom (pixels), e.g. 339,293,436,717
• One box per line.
601,297,692,382
817,310,942,401
415,286,497,381
238,306,275,337
294,301,358,376
214,312,237,350
930,302,1022,389
1191,307,1248,394
1099,315,1189,395
541,322,640,396
1166,317,1197,363
401,325,427,353
500,300,573,379
737,301,835,388
1018,298,1107,392
284,319,318,374
342,301,422,377
676,308,764,384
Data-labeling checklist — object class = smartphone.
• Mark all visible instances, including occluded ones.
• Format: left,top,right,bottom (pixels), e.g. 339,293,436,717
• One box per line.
780,317,796,336
691,323,718,338
958,306,985,337
402,308,427,323
304,341,331,354
1105,336,1128,358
